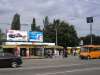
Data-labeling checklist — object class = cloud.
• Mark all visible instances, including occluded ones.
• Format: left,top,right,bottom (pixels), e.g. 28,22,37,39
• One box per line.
0,0,100,36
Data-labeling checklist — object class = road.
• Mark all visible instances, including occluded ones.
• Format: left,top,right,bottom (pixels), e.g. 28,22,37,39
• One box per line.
0,56,100,75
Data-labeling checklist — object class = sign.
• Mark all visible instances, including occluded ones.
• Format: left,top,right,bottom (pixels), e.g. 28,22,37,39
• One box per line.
5,42,32,45
7,30,28,41
80,40,83,46
29,31,43,42
86,17,93,23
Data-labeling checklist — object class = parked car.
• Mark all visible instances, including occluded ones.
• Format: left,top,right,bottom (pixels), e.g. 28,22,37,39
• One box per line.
0,53,23,68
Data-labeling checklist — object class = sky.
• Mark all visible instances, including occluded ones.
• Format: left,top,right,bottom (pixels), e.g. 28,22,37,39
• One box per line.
0,0,100,37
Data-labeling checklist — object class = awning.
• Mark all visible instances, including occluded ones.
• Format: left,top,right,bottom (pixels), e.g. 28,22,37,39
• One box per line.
44,45,64,49
2,45,17,48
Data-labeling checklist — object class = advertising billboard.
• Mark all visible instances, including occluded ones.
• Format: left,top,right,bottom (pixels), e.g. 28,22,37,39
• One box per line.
29,32,43,42
7,30,28,41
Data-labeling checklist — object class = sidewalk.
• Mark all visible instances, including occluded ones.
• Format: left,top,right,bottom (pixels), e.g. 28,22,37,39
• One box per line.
22,56,45,59
22,55,65,59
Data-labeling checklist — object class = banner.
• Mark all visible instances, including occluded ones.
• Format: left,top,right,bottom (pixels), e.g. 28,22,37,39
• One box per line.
29,31,43,42
7,30,28,41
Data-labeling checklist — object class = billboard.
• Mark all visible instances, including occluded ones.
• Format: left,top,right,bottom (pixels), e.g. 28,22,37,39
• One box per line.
7,30,28,41
28,32,43,42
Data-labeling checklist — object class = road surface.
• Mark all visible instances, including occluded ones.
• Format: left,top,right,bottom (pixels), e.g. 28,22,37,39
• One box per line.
0,56,100,75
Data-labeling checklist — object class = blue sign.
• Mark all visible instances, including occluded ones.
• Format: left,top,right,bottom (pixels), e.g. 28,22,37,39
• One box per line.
29,32,43,42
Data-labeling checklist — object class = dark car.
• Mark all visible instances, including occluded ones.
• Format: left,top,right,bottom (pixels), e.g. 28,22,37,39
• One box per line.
0,53,23,68
8,34,15,38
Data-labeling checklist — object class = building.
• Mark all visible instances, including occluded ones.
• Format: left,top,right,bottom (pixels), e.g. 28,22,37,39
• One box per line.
1,30,64,58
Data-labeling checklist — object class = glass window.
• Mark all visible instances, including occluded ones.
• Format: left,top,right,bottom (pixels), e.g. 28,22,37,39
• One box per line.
81,47,89,52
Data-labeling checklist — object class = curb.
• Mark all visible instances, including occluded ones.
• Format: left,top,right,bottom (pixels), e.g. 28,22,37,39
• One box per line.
22,57,45,59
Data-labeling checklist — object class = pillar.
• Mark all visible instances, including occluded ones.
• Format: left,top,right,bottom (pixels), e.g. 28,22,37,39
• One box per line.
26,48,30,58
15,46,20,56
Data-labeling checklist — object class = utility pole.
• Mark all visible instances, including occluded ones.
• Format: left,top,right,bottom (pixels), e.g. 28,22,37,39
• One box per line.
55,28,58,45
86,17,93,45
90,23,93,45
55,19,59,46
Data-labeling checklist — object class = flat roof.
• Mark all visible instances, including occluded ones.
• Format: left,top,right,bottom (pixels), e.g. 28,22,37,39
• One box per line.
82,45,100,48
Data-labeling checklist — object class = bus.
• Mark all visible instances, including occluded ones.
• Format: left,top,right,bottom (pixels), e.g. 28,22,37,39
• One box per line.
79,45,100,59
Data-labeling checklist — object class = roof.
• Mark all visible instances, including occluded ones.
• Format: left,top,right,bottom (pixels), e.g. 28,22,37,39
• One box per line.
1,45,64,49
44,45,64,49
82,45,100,48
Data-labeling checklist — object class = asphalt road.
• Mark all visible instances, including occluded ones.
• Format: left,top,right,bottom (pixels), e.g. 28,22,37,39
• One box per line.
0,56,100,75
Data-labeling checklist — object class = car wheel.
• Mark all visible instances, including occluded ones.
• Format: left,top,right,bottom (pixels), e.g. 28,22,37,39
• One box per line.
11,62,17,68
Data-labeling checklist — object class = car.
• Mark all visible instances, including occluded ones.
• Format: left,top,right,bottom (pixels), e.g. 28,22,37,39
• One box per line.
8,34,15,38
0,53,23,68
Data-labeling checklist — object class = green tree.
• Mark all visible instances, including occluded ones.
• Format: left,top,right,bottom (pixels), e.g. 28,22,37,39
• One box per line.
31,18,42,31
0,29,6,45
80,34,100,45
11,13,21,30
43,19,79,47
31,18,36,31
35,26,42,31
0,29,2,40
43,16,49,30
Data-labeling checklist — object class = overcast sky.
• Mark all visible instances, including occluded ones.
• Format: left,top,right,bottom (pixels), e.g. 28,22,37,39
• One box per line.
0,0,100,37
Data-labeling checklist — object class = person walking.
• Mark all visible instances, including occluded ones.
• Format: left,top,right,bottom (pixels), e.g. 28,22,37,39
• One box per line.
63,48,68,58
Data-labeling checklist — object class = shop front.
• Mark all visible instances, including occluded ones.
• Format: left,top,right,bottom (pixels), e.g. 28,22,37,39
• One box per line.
2,43,64,58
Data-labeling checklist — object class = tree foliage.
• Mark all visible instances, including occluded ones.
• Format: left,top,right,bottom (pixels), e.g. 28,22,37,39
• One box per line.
0,29,1,40
31,18,36,31
80,34,100,45
31,17,41,31
43,16,49,30
43,19,79,47
0,29,6,45
11,13,20,30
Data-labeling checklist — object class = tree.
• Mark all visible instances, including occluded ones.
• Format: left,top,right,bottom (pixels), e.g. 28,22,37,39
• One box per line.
11,13,21,30
68,25,79,46
43,16,49,30
31,18,42,31
0,29,2,40
43,19,79,47
0,29,6,45
80,34,100,45
31,18,36,31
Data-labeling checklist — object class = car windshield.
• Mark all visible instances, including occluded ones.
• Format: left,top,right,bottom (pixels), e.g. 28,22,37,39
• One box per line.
81,47,100,52
81,47,89,52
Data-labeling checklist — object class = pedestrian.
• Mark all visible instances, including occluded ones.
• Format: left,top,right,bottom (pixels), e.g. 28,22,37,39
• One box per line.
63,48,68,58
73,48,76,56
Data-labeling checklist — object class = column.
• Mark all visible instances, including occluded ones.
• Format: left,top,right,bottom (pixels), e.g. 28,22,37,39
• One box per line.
26,48,30,58
15,46,20,56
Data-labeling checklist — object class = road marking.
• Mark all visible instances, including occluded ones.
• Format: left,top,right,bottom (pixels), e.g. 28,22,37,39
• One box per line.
36,67,100,75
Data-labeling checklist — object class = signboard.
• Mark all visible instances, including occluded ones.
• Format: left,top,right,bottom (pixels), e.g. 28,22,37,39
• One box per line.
29,32,43,42
7,30,28,41
5,42,32,45
86,17,93,23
